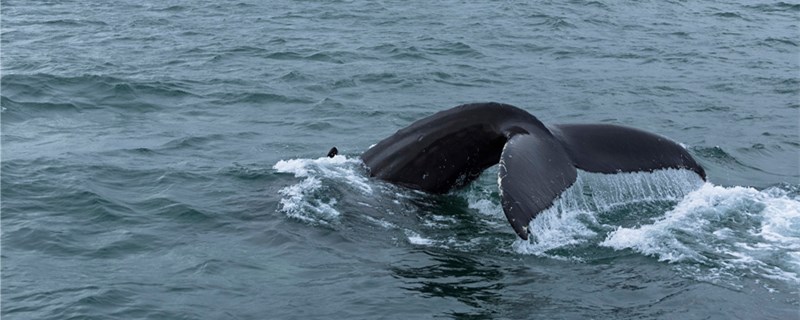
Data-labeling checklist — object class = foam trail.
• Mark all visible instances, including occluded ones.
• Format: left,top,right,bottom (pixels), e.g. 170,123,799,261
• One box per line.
273,155,372,223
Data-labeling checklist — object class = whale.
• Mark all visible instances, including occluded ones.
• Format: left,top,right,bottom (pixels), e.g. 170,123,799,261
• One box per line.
358,102,706,240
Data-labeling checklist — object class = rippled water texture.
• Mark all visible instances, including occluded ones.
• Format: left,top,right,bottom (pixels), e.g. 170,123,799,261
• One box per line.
2,1,799,319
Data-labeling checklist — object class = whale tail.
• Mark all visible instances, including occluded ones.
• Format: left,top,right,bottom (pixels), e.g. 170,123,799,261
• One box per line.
361,103,706,239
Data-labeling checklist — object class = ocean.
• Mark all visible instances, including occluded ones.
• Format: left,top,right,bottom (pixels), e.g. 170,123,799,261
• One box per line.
2,0,799,319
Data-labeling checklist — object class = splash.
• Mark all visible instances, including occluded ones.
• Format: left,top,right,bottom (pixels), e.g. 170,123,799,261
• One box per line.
564,168,704,212
513,169,704,256
507,168,800,285
601,183,800,283
273,155,372,223
274,157,800,286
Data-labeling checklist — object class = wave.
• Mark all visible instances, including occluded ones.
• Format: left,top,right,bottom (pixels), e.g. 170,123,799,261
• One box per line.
0,74,197,118
211,91,314,105
744,2,800,13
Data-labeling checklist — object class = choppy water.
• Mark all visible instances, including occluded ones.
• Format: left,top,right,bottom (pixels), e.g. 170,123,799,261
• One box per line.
2,0,799,319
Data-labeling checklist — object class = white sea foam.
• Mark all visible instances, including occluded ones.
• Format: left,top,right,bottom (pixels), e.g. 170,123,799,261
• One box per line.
601,183,800,283
363,215,397,229
276,176,329,223
421,214,458,228
512,206,598,257
406,230,435,246
467,198,503,218
273,155,372,223
273,155,372,194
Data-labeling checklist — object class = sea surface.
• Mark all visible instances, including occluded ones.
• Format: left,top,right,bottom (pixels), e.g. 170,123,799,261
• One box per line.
2,0,799,319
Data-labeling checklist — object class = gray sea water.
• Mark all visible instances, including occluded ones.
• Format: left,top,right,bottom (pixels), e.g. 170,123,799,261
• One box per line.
2,0,799,319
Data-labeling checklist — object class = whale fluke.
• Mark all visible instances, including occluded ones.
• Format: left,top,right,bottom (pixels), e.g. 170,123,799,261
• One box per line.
549,124,706,179
360,103,706,240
